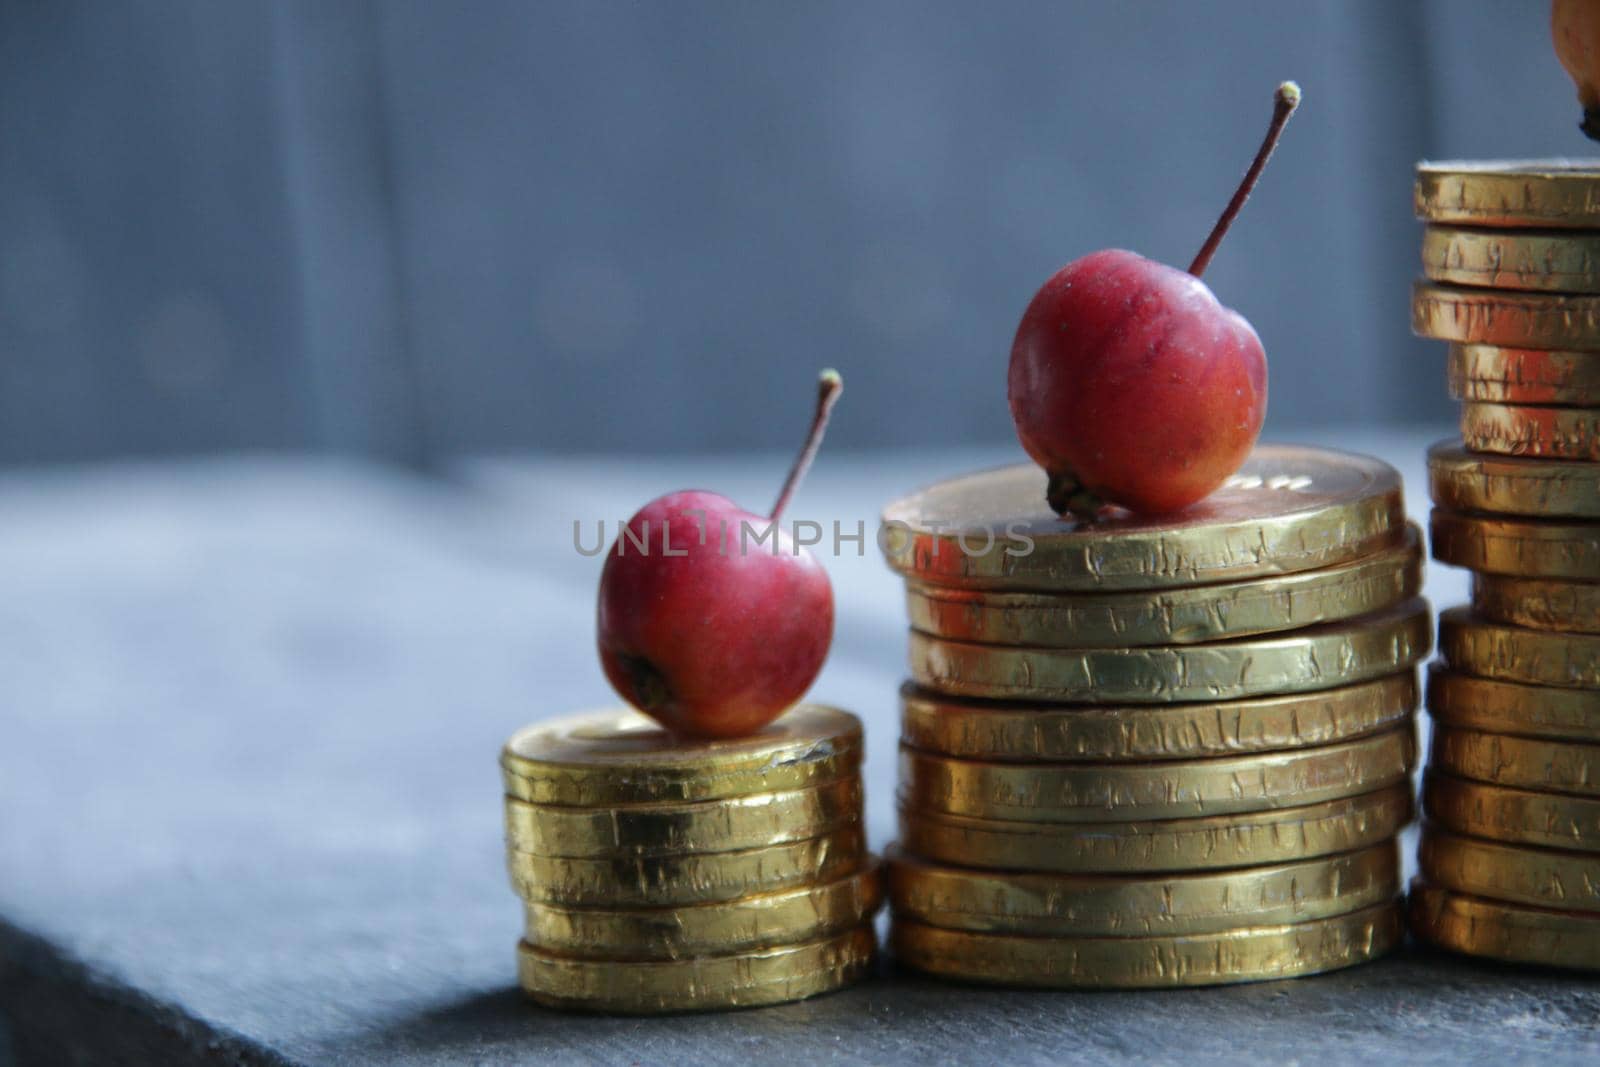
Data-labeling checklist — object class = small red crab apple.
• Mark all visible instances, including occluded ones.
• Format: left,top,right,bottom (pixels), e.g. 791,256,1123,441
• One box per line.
1008,82,1300,517
596,371,842,738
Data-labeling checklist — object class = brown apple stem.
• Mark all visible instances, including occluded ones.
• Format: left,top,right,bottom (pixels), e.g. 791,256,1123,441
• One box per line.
770,369,843,523
1187,81,1301,278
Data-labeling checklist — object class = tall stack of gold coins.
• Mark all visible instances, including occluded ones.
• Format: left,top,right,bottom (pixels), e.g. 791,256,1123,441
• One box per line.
876,447,1430,988
1410,161,1600,970
499,706,881,1012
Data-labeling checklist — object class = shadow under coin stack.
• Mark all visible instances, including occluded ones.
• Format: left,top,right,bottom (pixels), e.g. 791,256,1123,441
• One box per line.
1410,160,1600,970
499,705,881,1012
877,447,1430,989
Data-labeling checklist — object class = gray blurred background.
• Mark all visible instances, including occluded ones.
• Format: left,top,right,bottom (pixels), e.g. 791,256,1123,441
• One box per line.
0,0,1580,466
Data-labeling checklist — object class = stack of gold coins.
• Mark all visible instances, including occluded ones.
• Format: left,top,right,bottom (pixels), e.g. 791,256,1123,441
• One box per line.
877,447,1428,989
1410,160,1600,970
499,705,881,1012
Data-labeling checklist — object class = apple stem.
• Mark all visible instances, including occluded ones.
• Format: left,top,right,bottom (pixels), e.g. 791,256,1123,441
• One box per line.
1187,81,1301,278
770,369,843,523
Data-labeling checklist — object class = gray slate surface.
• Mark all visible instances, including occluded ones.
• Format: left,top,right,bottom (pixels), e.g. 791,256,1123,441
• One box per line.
7,432,1600,1066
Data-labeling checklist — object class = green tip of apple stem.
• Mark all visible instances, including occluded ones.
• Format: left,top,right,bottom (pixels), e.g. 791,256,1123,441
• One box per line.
770,370,844,523
1187,81,1302,279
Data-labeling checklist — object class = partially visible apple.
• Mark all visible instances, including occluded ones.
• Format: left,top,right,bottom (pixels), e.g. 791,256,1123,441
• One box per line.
1554,0,1600,140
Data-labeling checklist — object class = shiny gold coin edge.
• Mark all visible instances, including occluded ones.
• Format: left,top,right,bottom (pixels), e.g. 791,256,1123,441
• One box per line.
1437,606,1600,689
1429,507,1600,580
517,925,876,1013
894,783,1414,874
902,532,1421,647
522,863,883,959
501,704,863,805
1415,162,1600,228
505,826,869,906
907,600,1431,704
889,902,1402,989
1419,825,1600,913
1428,722,1600,797
1409,880,1600,971
1422,770,1600,854
1413,282,1600,348
1428,441,1600,519
504,777,863,858
1426,665,1600,743
1447,344,1600,406
898,726,1416,824
1470,572,1600,634
1459,402,1600,462
1422,226,1600,292
899,672,1418,763
885,842,1399,937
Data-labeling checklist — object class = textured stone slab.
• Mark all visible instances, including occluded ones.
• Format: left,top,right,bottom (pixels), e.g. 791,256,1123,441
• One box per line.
14,439,1596,1067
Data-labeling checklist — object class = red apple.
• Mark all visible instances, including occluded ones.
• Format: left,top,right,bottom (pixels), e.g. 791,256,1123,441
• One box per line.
1008,82,1299,517
596,372,841,738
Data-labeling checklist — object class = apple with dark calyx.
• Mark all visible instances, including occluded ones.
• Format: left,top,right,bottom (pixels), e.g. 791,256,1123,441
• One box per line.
596,371,842,739
1008,82,1301,518
1554,0,1600,141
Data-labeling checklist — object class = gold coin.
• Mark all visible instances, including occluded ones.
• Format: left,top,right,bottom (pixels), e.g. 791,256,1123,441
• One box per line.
517,924,875,1013
1419,827,1600,914
1415,160,1600,229
1437,606,1600,689
908,600,1430,704
889,903,1401,989
903,531,1421,648
500,704,861,806
1410,880,1600,971
1429,441,1600,519
900,727,1414,824
1422,770,1600,853
1427,665,1600,744
1422,225,1600,292
1448,344,1600,406
1430,724,1600,797
885,842,1399,938
1471,573,1600,633
523,864,882,959
1430,507,1600,580
1414,281,1600,348
900,673,1417,763
896,784,1413,874
879,446,1405,592
1460,401,1600,461
504,778,861,858
506,826,868,906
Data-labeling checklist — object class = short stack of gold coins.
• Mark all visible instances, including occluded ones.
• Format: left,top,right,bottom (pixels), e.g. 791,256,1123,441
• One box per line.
1410,160,1600,970
499,705,882,1012
876,446,1430,988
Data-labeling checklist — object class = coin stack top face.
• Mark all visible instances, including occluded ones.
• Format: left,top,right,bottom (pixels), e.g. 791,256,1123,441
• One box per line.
500,705,880,1012
1411,159,1600,973
878,444,1421,988
501,705,863,805
880,445,1406,592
